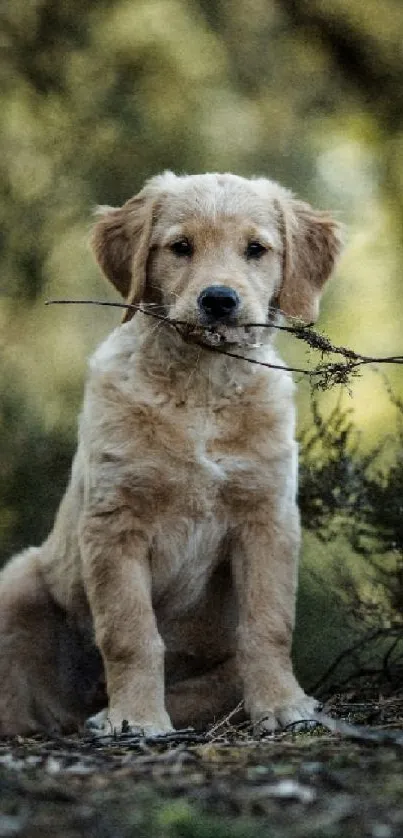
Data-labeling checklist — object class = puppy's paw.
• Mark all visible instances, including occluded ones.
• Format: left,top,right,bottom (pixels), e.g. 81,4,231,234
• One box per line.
250,694,320,735
85,707,174,737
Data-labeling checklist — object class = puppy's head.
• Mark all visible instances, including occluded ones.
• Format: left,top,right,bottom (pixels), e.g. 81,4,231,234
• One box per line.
91,172,342,336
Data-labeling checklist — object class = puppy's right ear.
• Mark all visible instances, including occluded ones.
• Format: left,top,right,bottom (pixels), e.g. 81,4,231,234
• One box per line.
91,189,155,322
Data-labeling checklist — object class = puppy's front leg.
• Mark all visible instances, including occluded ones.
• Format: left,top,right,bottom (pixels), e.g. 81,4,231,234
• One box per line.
80,512,172,735
232,504,317,733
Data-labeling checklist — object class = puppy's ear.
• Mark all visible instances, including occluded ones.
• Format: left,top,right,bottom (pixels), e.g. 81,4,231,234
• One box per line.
91,190,155,322
276,197,342,323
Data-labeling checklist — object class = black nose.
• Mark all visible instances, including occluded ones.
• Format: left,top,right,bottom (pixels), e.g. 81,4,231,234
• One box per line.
197,285,240,322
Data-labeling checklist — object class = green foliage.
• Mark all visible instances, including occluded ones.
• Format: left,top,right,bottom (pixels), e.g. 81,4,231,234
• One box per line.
0,377,74,560
299,395,403,572
296,395,403,693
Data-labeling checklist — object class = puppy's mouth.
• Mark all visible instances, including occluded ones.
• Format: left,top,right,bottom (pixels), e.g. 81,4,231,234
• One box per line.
178,323,263,349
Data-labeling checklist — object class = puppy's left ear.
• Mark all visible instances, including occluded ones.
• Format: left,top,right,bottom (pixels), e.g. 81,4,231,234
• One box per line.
276,197,343,323
91,189,155,322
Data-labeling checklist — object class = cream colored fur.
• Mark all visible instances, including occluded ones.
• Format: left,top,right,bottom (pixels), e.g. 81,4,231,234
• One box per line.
0,172,341,736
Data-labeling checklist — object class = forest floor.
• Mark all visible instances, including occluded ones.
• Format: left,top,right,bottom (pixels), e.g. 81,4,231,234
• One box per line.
1,695,403,838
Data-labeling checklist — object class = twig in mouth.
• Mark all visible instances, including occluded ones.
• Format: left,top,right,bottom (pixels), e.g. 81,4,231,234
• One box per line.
45,298,403,390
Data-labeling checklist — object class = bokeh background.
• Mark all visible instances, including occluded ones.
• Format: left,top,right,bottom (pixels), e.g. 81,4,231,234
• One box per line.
1,0,403,691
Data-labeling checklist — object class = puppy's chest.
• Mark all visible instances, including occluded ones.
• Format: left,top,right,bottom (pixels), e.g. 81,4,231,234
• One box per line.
144,398,276,513
187,410,233,481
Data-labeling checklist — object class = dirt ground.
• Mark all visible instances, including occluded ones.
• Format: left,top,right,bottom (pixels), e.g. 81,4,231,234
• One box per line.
1,696,403,838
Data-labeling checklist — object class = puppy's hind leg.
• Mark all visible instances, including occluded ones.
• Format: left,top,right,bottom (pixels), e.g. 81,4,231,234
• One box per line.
0,548,95,736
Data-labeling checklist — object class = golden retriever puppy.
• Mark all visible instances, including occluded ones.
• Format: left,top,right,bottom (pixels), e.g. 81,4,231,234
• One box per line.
0,172,341,737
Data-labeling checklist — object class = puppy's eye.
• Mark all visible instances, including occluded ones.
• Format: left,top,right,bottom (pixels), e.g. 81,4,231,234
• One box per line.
170,238,193,257
245,241,267,260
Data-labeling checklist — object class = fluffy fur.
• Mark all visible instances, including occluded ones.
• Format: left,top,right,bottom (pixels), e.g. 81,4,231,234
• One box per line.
0,172,341,736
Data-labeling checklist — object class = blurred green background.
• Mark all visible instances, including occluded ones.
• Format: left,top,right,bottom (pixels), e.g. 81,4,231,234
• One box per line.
1,0,403,690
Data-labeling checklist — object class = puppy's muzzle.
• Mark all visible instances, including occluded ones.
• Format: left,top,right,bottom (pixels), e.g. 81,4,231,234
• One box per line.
197,285,240,324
